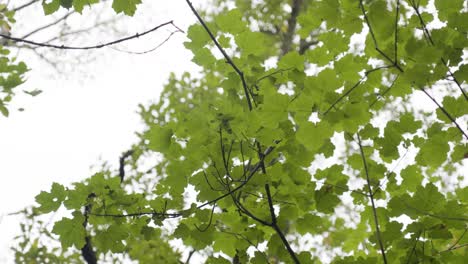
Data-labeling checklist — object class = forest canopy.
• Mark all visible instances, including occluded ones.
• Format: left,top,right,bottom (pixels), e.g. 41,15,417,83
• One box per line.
2,0,467,263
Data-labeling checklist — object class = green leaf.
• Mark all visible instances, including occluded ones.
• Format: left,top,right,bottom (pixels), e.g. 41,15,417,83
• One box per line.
400,165,423,193
59,0,73,9
435,0,464,20
112,0,141,16
296,121,333,153
235,31,268,56
415,133,449,168
315,187,340,213
215,9,246,34
95,224,129,252
0,104,9,117
144,125,173,152
35,182,66,213
278,51,305,71
51,211,86,249
73,0,99,13
42,0,60,15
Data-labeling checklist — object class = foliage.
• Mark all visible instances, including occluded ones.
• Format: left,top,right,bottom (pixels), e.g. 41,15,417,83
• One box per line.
12,0,468,263
0,4,28,117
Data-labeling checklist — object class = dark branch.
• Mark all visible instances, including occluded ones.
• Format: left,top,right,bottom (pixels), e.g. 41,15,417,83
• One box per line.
184,250,196,264
359,0,403,72
394,0,400,63
194,204,216,232
119,149,134,183
419,87,468,140
280,0,303,56
109,29,183,55
409,1,468,100
185,0,253,111
323,65,393,116
265,184,300,264
0,21,178,50
357,134,388,264
12,0,39,12
81,193,97,264
298,39,318,55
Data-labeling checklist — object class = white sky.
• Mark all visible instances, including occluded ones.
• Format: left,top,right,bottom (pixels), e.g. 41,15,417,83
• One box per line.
0,1,199,262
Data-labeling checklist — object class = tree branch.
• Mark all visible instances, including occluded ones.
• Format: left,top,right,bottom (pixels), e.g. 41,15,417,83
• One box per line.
357,134,388,264
118,149,134,183
280,0,303,56
185,0,252,111
409,0,468,100
265,184,300,264
22,12,74,39
419,87,468,140
359,0,403,73
0,21,178,50
12,0,39,12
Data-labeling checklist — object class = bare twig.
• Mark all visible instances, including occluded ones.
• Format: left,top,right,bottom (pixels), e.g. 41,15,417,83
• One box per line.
109,30,182,55
12,0,39,12
22,12,74,39
43,17,120,44
0,21,178,50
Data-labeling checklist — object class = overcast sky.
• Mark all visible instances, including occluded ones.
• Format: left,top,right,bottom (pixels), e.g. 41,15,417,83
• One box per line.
0,1,198,262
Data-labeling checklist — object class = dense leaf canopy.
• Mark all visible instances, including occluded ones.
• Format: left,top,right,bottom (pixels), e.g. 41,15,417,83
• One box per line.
7,0,468,263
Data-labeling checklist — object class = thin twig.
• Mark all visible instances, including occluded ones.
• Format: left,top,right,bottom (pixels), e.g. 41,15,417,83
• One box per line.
403,201,468,222
195,203,216,232
12,0,39,12
359,0,403,72
357,133,388,264
265,184,300,264
369,74,400,108
0,21,177,50
22,12,74,39
323,65,393,116
109,30,183,55
439,243,468,253
43,17,120,44
406,231,421,264
394,0,400,63
419,87,468,140
409,1,468,100
185,0,252,110
447,228,467,251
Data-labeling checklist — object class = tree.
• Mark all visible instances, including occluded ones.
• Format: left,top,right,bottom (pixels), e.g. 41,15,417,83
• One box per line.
8,0,468,263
